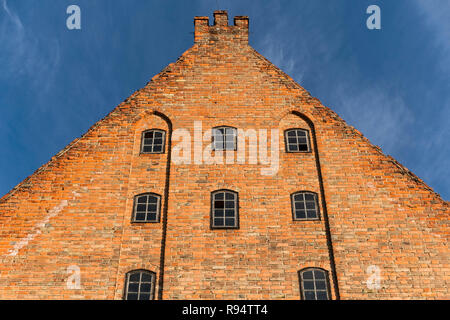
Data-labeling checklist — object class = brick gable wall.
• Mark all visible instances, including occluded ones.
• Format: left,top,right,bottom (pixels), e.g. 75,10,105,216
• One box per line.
0,11,448,300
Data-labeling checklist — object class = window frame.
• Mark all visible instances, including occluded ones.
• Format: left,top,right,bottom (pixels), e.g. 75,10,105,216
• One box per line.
284,128,311,153
132,193,162,223
210,189,239,230
298,267,332,300
123,269,156,300
291,191,321,221
211,126,238,151
140,129,166,154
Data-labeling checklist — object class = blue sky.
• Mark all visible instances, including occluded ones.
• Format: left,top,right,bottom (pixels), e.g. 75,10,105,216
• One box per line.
0,0,449,199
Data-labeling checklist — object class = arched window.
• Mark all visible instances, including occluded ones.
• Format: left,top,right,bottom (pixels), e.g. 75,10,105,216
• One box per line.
285,128,311,152
291,191,320,220
124,270,155,300
132,193,161,223
212,126,237,151
211,190,239,229
298,268,331,300
141,129,166,153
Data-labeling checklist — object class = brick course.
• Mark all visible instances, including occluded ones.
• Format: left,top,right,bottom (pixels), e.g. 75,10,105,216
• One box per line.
0,11,448,300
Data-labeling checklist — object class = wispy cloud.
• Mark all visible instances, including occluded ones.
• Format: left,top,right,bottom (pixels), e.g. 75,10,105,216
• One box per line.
0,0,60,97
413,0,450,75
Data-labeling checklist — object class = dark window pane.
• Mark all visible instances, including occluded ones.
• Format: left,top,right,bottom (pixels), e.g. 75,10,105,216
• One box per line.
316,281,326,290
135,212,146,221
314,270,326,279
128,283,139,293
143,138,153,145
214,218,224,227
297,131,306,137
144,132,154,139
214,210,224,217
307,210,317,218
129,273,140,282
225,210,235,217
153,145,162,152
298,144,308,151
137,196,147,204
306,202,315,209
143,146,152,153
127,293,138,300
305,194,315,201
225,201,234,208
289,144,298,151
154,132,162,138
225,218,235,226
316,291,328,300
215,200,224,209
140,283,152,293
225,193,235,200
137,204,146,212
304,291,316,300
296,211,306,219
287,131,296,137
294,194,303,201
148,204,157,212
146,213,157,221
138,294,150,300
148,197,157,204
303,281,314,290
302,271,313,279
141,273,152,282
215,193,224,200
295,202,305,210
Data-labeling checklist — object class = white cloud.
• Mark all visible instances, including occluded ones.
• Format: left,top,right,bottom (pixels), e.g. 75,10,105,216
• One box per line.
413,0,450,74
0,0,60,95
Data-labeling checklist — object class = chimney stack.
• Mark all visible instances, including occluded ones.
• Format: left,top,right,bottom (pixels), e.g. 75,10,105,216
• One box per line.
194,10,249,44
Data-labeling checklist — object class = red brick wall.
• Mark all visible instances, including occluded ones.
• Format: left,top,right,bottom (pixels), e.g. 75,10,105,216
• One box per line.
0,11,448,299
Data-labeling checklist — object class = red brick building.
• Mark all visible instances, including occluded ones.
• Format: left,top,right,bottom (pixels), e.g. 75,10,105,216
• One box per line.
0,11,448,300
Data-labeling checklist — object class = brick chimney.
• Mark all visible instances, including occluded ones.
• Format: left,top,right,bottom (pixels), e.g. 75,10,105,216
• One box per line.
194,10,249,44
